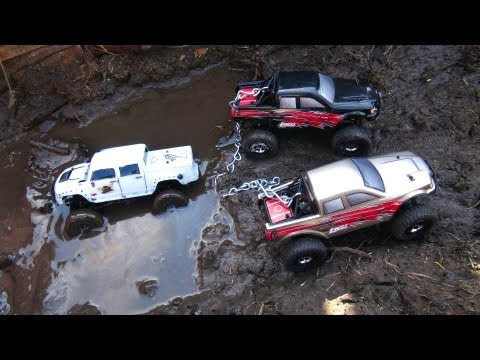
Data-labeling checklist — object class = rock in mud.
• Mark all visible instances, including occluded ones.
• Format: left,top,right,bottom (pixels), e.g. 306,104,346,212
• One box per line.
169,297,183,307
34,201,54,215
202,223,230,240
187,304,201,315
453,178,472,192
136,279,158,297
0,292,11,315
67,302,102,315
0,253,13,270
0,225,12,236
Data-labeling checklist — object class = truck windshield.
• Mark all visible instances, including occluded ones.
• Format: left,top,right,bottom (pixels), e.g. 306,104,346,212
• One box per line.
318,73,335,103
351,158,385,192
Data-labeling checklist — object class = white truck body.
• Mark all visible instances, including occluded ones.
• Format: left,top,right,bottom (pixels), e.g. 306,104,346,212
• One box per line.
53,144,199,205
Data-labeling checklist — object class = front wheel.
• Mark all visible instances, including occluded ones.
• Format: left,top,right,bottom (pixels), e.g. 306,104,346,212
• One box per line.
282,237,327,272
241,129,279,160
331,125,372,157
64,209,104,239
391,205,435,241
152,189,188,215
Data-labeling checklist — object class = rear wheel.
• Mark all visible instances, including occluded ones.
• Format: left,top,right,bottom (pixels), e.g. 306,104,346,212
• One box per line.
332,125,372,157
241,129,279,160
64,209,104,239
152,189,188,215
391,205,435,241
282,237,327,272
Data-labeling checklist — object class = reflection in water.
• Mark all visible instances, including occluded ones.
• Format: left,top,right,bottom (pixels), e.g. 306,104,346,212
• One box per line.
0,291,10,315
41,190,236,314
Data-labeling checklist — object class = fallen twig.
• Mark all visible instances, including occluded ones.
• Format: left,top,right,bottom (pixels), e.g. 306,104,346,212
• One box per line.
253,55,261,80
316,271,342,281
258,303,265,315
467,200,480,209
96,45,119,56
331,246,372,258
0,57,15,109
447,232,462,242
434,261,447,272
30,140,70,155
325,280,336,292
384,260,403,275
243,302,259,315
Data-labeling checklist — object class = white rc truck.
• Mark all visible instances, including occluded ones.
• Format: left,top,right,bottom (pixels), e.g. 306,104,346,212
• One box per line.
52,143,199,238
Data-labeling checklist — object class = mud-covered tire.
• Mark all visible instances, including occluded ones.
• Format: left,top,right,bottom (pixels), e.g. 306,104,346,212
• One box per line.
152,189,188,215
282,237,328,272
391,205,435,241
332,125,372,157
64,209,104,239
241,129,279,160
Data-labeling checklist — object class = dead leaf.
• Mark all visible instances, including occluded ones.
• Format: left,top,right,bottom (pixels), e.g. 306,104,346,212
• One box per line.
179,54,185,62
194,48,208,58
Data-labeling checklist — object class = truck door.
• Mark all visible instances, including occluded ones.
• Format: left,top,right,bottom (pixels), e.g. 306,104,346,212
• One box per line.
118,163,147,198
90,167,122,203
299,96,329,127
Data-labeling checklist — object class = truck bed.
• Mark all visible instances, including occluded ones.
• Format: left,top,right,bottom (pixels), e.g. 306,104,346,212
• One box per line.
145,146,194,172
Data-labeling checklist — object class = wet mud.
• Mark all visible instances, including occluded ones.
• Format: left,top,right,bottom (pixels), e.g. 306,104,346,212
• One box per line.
0,45,479,314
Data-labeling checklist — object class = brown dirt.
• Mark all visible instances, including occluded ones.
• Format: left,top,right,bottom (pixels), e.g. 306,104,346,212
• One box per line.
1,45,479,315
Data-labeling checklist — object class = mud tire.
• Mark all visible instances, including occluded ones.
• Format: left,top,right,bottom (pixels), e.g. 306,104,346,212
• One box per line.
282,237,327,272
332,125,372,157
241,129,279,160
152,189,188,215
64,209,104,239
391,205,435,241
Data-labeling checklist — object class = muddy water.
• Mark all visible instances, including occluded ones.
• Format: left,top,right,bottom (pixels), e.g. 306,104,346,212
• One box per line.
0,138,31,220
52,68,241,160
6,67,245,314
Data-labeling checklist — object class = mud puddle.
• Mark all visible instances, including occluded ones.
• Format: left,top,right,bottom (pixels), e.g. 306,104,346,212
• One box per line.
40,190,235,314
4,66,246,314
51,67,242,160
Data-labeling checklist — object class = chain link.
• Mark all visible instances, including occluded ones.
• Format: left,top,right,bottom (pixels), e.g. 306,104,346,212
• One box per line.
214,122,242,185
222,176,301,207
216,86,269,185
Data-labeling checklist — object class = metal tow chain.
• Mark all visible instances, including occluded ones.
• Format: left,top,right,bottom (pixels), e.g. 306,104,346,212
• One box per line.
214,122,242,185
216,86,269,184
222,176,301,207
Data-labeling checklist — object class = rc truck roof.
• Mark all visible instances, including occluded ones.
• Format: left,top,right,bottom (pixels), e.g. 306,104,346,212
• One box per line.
306,151,433,201
277,71,319,92
91,144,147,169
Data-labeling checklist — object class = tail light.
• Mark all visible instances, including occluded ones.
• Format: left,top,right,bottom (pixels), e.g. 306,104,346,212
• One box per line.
265,229,276,241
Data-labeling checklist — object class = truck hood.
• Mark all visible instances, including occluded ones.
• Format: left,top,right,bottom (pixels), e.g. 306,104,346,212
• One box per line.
369,152,435,196
53,163,90,203
333,78,378,103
